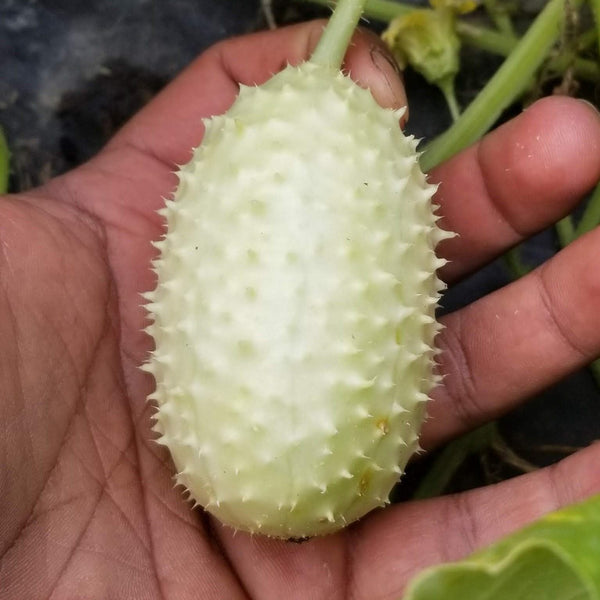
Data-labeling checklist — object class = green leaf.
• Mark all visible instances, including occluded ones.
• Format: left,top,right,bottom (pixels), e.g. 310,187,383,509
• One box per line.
403,493,600,599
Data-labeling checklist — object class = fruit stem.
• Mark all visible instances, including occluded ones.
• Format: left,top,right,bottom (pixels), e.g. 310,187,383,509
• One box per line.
310,0,368,69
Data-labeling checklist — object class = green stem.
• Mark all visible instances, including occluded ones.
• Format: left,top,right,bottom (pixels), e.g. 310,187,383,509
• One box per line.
0,126,9,195
438,76,461,121
302,0,599,81
413,423,497,500
556,215,576,247
455,20,517,55
310,0,368,69
483,0,517,38
301,0,413,21
575,181,600,238
421,0,579,172
549,51,600,81
458,22,599,80
503,245,531,279
576,28,598,52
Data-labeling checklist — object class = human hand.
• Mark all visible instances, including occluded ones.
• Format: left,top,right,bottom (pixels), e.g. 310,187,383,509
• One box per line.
1,20,599,600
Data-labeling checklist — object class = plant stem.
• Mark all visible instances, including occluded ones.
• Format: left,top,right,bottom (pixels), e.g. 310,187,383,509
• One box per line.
457,22,599,81
0,126,9,194
413,423,497,500
261,0,277,29
310,0,369,68
438,76,461,121
455,20,516,54
420,0,578,171
575,181,600,238
483,0,517,39
458,22,599,80
576,28,598,52
557,181,600,248
301,0,413,21
549,52,600,81
503,245,531,279
302,0,599,81
556,215,576,246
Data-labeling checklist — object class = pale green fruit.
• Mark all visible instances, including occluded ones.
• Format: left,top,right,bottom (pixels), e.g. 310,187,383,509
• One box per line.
143,60,451,539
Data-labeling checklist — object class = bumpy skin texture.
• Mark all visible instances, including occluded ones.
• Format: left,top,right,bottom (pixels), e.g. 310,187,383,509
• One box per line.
144,62,450,538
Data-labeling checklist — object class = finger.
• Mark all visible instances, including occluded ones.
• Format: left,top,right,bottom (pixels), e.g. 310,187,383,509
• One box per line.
344,28,408,123
107,21,407,169
422,224,600,447
430,97,600,283
349,441,600,600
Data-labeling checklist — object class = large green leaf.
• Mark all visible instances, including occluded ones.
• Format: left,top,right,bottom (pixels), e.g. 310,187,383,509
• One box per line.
403,493,600,599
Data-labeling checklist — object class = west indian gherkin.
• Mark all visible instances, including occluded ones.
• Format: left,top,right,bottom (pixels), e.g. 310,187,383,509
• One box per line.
142,0,453,539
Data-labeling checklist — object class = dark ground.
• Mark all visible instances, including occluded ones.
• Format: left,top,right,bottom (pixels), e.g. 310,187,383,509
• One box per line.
1,0,599,498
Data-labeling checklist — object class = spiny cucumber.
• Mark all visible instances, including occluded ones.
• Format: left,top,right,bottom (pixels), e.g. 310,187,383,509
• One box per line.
142,0,452,538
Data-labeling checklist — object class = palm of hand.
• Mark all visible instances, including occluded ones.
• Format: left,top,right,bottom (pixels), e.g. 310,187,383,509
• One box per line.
2,22,600,600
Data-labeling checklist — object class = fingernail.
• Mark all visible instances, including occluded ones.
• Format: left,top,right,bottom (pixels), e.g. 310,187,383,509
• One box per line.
369,45,409,125
370,45,402,79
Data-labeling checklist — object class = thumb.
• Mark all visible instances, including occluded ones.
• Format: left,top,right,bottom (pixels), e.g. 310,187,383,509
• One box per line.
345,26,408,123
